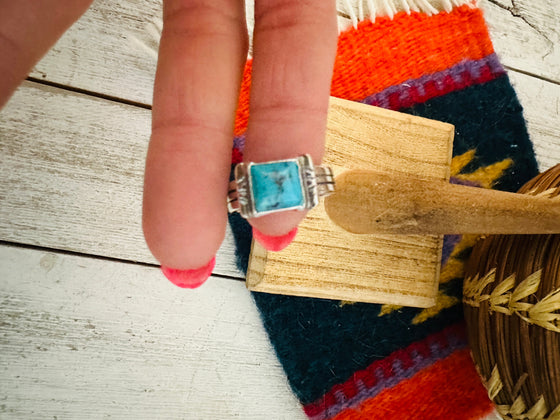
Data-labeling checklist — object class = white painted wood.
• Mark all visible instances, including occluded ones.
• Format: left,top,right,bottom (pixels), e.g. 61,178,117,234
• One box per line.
29,0,559,106
31,0,161,106
480,0,559,84
0,81,242,278
509,71,560,171
0,244,306,419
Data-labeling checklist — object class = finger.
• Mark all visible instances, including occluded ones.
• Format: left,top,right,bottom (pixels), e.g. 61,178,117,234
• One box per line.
244,0,338,237
143,0,248,270
0,0,93,109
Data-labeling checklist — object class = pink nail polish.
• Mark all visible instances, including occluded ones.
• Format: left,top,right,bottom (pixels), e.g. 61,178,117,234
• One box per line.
252,227,298,252
161,257,216,289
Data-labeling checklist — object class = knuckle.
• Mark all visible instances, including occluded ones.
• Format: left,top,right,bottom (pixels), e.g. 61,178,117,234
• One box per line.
151,115,230,141
255,0,334,32
251,95,327,123
163,1,244,37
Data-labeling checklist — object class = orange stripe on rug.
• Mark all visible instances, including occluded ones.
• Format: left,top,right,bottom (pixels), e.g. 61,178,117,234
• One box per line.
332,349,494,420
331,5,494,102
234,5,493,136
235,59,252,136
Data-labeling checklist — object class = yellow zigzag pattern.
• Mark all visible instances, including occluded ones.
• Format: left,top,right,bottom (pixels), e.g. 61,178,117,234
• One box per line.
454,156,514,189
378,150,513,324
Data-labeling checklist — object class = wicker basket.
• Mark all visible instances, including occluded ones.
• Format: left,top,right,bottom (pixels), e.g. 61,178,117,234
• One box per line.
464,164,560,420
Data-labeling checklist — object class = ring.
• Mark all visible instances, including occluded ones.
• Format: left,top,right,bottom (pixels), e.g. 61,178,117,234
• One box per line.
227,154,335,219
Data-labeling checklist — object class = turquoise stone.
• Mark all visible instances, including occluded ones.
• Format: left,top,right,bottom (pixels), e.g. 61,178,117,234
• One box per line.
250,161,304,214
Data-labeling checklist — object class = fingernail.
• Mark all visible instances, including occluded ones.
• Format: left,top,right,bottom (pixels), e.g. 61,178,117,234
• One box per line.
161,257,216,289
252,227,298,252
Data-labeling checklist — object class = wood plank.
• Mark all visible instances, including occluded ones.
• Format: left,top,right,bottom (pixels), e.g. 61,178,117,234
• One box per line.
247,98,454,307
31,0,161,106
0,244,305,419
509,71,560,171
0,81,242,278
29,0,559,105
480,0,559,84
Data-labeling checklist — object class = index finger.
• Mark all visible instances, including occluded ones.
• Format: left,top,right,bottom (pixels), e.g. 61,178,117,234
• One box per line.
142,0,248,270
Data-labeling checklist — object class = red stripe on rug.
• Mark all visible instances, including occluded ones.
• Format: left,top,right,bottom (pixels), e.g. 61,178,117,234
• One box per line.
332,349,494,420
304,324,468,418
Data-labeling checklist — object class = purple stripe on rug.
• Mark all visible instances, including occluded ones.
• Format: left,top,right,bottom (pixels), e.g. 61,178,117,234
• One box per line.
442,234,462,266
233,135,246,151
232,56,504,157
361,54,505,110
451,176,482,187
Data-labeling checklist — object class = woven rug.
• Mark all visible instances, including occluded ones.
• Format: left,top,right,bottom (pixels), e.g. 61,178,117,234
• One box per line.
229,1,539,418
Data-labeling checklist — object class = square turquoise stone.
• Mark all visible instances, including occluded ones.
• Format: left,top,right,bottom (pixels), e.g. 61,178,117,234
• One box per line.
250,160,304,214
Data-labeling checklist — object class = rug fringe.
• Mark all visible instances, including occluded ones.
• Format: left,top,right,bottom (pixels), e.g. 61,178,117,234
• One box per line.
337,0,478,29
127,0,480,60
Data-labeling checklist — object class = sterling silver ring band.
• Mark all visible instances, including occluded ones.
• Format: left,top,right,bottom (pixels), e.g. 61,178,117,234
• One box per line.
227,154,335,219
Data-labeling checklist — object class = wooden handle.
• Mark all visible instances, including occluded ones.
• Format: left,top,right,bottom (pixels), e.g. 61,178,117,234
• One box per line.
324,170,560,235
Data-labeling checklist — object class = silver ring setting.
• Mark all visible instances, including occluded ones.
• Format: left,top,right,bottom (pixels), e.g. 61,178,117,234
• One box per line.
228,154,335,219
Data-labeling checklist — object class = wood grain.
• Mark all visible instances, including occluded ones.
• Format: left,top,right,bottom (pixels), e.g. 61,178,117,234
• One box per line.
0,244,305,419
325,168,560,235
246,97,454,308
480,0,559,85
0,81,242,278
2,46,559,289
31,0,161,106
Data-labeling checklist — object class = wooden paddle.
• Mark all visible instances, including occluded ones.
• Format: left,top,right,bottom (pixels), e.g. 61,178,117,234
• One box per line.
324,167,560,235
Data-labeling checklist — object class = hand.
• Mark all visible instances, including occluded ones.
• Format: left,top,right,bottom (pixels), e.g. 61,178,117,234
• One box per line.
0,0,94,109
142,0,338,287
0,0,338,289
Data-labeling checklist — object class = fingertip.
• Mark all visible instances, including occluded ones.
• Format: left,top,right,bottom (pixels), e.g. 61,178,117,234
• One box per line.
161,257,216,289
252,226,298,252
142,198,227,271
142,130,230,270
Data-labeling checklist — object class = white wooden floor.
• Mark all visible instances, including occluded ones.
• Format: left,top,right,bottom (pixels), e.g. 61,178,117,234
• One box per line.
1,0,559,418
